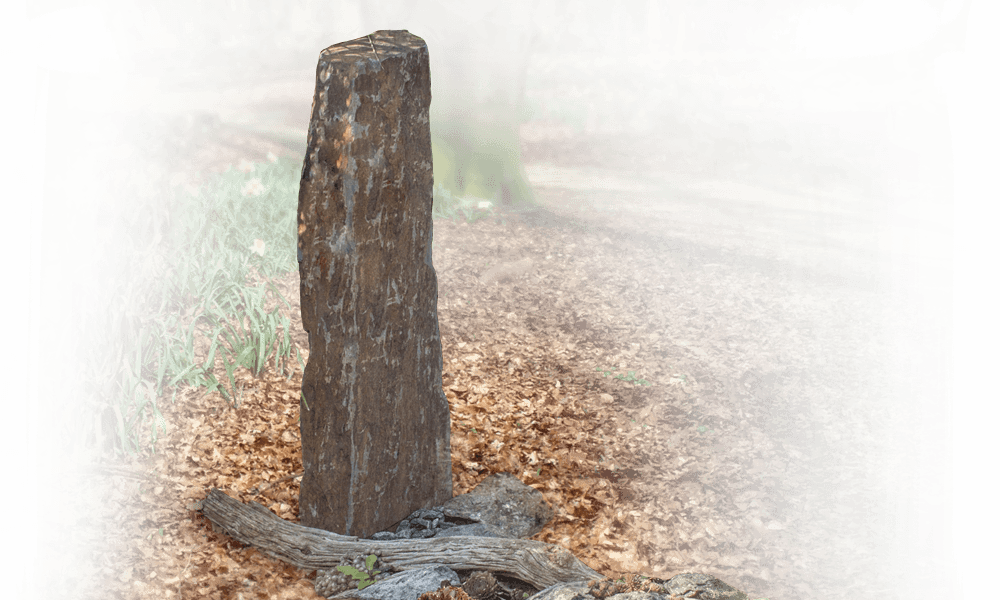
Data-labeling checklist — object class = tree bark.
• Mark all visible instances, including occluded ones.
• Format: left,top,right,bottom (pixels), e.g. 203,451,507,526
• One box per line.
202,488,602,590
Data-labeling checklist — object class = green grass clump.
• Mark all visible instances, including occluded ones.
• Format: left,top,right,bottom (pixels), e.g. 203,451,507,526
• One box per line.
82,150,518,455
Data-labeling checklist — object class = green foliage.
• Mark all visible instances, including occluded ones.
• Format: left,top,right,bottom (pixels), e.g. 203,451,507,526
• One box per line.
335,555,381,590
595,367,651,386
614,371,651,386
82,129,532,455
432,182,498,223
431,129,536,211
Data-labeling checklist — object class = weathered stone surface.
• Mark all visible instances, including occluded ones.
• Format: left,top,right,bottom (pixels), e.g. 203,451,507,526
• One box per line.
330,566,460,600
297,30,451,538
366,474,553,540
317,565,749,600
529,573,748,600
441,472,554,539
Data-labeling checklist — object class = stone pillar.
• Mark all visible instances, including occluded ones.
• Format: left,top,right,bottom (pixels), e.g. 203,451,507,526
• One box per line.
297,30,452,538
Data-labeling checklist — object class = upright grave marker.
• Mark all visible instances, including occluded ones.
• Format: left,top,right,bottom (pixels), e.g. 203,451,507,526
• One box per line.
297,30,452,538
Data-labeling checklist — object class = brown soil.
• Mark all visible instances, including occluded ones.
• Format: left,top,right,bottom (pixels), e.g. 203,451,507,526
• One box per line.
51,109,947,600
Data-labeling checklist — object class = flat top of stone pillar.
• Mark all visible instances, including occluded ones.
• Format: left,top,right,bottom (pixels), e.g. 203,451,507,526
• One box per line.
319,30,426,64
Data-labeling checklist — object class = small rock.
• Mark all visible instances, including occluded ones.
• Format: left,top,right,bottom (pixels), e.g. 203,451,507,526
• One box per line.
442,473,554,539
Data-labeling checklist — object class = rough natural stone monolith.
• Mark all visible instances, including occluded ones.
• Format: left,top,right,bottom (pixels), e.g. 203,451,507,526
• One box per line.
297,30,451,538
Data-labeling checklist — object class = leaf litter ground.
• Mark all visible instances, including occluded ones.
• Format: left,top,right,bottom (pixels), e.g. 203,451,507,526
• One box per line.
52,125,938,600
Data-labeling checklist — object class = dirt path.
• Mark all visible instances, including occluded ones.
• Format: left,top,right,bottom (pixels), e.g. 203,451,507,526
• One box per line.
164,69,954,306
526,162,954,306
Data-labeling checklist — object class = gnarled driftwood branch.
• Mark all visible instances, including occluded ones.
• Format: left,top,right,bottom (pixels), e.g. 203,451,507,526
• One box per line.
201,488,602,590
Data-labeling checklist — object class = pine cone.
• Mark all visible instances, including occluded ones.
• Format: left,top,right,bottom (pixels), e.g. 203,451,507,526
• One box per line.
587,574,666,597
418,586,471,600
462,571,506,600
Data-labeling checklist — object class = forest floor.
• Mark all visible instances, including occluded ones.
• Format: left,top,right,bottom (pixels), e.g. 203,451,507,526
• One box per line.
45,98,950,600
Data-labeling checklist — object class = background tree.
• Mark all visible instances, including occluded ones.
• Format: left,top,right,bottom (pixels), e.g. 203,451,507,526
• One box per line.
358,0,543,209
